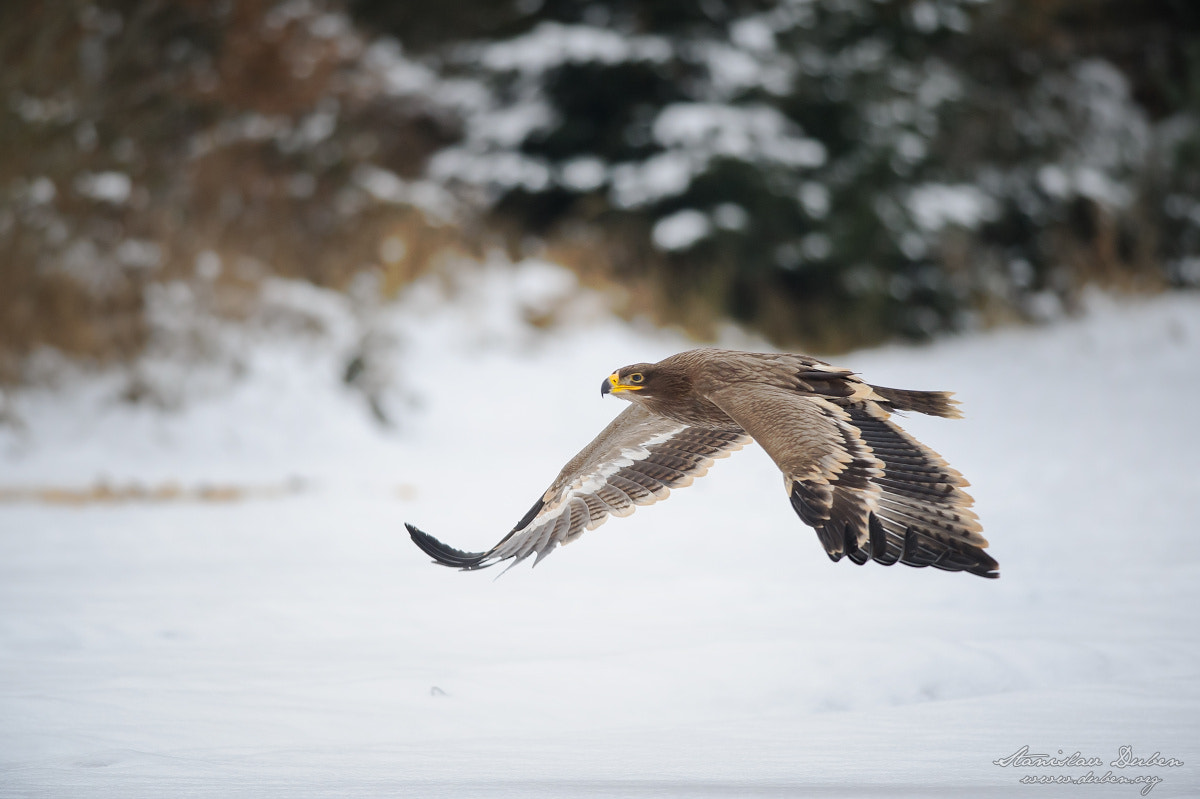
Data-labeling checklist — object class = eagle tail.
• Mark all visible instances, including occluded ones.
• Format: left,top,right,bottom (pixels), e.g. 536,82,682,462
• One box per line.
869,385,962,419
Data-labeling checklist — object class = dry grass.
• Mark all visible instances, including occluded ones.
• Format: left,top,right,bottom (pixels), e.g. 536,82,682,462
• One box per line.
0,479,427,506
0,0,472,386
0,479,304,506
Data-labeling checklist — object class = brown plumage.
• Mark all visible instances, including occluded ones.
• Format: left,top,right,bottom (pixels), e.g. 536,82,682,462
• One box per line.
407,349,997,579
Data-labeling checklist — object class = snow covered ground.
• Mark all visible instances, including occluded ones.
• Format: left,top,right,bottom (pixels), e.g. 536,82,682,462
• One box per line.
1,267,1198,798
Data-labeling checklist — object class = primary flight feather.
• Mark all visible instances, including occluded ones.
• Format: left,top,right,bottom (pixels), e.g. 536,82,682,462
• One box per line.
406,348,997,579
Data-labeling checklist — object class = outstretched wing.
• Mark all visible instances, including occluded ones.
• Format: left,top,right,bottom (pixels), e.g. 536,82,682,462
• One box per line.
706,383,997,578
407,404,749,570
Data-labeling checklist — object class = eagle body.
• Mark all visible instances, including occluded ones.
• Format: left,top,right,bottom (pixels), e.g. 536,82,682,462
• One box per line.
408,348,997,579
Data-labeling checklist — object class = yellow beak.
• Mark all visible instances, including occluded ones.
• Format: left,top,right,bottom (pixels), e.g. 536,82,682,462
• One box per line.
601,372,643,396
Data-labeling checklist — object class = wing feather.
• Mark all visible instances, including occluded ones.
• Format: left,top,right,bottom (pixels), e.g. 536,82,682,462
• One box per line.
705,381,997,579
595,481,638,513
406,404,749,570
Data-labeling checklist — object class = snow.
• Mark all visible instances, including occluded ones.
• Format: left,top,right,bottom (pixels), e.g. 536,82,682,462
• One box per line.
114,239,164,271
26,177,56,205
74,171,132,205
712,203,749,231
652,209,711,251
557,156,607,193
1038,164,1134,209
410,17,831,209
477,23,672,74
608,151,695,209
729,18,777,53
653,104,827,169
606,105,827,211
352,165,459,222
2,269,1199,797
907,183,999,231
429,149,553,195
1020,59,1150,212
363,40,440,97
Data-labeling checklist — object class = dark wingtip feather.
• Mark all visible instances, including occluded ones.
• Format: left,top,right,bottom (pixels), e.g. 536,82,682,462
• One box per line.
405,523,491,570
788,488,999,579
897,523,1000,579
967,550,1001,579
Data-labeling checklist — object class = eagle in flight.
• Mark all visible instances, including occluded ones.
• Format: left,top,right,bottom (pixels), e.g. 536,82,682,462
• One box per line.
407,349,997,578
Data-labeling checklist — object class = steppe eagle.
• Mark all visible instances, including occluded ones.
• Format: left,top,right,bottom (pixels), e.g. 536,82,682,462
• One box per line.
406,349,997,578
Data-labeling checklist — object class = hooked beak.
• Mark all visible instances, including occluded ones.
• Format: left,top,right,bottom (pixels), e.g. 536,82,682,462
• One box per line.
601,371,642,397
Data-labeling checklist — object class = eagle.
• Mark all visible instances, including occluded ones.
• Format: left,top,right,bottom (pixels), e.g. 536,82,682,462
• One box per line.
407,349,997,578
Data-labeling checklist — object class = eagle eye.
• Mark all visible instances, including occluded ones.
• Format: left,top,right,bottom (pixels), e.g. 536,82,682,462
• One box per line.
629,373,644,383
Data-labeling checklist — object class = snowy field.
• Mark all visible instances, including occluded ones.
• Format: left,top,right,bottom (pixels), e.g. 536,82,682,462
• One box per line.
2,267,1198,798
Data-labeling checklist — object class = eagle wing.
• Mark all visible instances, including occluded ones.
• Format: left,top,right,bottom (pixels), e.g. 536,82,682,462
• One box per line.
406,404,749,570
704,381,997,578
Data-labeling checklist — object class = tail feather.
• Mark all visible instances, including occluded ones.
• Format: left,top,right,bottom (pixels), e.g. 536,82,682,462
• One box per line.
870,385,962,418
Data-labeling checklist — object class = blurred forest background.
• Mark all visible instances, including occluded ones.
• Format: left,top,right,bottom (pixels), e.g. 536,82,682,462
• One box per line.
2,0,1198,387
